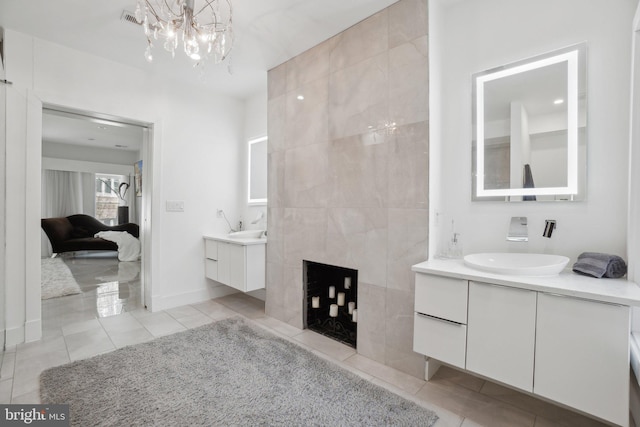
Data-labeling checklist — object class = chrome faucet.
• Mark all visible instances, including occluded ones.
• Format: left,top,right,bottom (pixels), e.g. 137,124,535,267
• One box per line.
543,220,556,238
507,216,528,242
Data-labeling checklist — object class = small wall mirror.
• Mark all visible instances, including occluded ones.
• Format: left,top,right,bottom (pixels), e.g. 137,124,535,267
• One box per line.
248,136,267,205
472,43,587,201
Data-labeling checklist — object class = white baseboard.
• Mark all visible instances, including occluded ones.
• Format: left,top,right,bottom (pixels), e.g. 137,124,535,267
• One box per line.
5,325,24,347
24,318,42,343
149,284,239,312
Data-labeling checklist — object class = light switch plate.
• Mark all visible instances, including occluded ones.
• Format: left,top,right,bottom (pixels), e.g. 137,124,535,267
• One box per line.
166,200,184,212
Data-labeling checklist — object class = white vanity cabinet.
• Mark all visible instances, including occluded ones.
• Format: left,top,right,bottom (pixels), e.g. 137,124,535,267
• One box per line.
204,236,266,292
413,274,468,368
411,259,640,426
466,281,536,392
535,293,630,426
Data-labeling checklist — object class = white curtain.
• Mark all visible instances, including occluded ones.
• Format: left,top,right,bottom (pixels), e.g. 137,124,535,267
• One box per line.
41,170,95,257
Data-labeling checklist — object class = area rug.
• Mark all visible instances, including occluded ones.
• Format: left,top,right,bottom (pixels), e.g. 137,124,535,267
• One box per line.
40,317,439,426
41,258,82,300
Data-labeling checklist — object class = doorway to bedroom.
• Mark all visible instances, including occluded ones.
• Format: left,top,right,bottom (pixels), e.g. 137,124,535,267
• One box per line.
40,107,151,332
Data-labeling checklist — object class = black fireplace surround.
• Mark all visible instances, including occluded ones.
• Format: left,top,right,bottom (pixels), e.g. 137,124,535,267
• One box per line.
304,260,358,348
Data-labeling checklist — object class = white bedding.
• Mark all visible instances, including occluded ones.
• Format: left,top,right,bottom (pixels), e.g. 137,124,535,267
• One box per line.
95,231,141,262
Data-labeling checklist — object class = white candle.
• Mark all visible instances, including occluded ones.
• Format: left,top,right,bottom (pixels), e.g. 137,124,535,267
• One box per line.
312,296,320,308
329,304,338,317
348,302,356,314
344,277,351,289
352,309,358,322
329,286,335,299
337,292,345,306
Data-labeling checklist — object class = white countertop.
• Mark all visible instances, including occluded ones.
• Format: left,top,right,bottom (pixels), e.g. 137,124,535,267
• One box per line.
413,258,640,307
203,234,267,246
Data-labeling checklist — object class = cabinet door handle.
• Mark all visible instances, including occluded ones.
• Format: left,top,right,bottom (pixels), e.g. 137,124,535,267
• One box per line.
416,312,464,326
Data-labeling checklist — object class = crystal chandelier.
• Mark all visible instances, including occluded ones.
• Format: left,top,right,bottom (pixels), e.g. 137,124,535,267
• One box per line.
135,0,233,65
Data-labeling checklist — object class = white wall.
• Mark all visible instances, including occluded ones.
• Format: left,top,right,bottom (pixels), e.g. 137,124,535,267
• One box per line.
430,0,637,263
240,89,268,228
240,89,268,301
3,29,247,343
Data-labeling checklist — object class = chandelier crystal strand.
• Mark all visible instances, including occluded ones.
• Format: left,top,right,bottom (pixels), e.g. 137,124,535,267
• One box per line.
136,0,233,66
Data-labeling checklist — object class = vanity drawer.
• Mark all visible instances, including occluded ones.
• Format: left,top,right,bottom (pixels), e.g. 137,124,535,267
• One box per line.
205,239,218,260
415,273,468,324
414,313,467,369
205,259,218,280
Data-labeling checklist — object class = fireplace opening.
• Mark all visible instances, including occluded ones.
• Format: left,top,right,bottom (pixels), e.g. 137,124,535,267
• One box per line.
304,260,358,348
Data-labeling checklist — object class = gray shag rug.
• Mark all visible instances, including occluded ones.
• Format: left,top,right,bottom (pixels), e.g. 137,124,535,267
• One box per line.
40,317,439,426
41,258,82,300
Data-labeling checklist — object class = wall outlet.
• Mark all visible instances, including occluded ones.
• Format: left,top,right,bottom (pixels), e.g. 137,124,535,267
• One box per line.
166,200,184,212
216,209,223,218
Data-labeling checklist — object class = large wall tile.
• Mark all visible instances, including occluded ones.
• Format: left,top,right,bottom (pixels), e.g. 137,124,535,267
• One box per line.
387,208,428,293
385,288,425,378
285,77,329,149
267,152,285,209
268,62,287,100
329,134,389,208
356,282,387,364
329,53,389,140
326,208,388,288
387,121,429,208
389,35,429,127
330,10,388,71
388,0,428,49
283,208,328,268
287,40,332,93
267,95,286,153
283,143,331,207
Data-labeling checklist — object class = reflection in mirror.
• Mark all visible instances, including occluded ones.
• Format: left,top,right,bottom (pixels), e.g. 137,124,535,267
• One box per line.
472,43,587,201
248,136,267,205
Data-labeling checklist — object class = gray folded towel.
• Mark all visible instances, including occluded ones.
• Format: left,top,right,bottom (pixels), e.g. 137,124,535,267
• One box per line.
572,252,627,278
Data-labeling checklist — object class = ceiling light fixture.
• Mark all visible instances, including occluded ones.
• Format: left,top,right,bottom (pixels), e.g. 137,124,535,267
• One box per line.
135,0,233,66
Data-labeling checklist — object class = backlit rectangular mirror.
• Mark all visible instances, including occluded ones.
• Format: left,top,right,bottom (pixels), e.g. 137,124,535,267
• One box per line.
248,136,267,205
472,43,587,201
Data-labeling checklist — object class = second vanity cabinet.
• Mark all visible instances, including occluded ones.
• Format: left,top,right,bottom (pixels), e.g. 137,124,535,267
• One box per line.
412,260,640,427
204,236,266,292
466,281,536,392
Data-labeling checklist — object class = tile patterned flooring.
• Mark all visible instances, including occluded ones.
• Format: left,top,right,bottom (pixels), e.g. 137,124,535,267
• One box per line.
0,255,619,426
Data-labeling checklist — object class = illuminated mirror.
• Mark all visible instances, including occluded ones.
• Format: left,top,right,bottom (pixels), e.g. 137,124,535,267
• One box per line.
472,43,587,201
248,136,267,205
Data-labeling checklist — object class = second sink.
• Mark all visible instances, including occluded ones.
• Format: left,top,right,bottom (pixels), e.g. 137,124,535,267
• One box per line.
464,252,570,276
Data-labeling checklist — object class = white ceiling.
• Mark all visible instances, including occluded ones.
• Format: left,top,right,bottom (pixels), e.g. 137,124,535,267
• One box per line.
0,0,399,99
1,0,398,152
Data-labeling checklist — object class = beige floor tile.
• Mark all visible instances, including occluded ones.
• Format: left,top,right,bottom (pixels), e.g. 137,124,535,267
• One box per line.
192,300,237,320
15,336,68,363
165,305,203,319
99,312,144,333
480,380,608,427
176,313,215,329
0,379,13,404
12,389,41,404
254,316,303,337
216,293,266,318
435,366,486,393
292,330,356,361
416,380,536,427
108,327,154,349
344,353,425,394
137,312,187,337
65,328,115,361
61,318,102,336
1,352,16,380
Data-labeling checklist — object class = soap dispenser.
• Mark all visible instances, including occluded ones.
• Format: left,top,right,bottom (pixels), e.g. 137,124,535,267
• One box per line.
447,220,463,258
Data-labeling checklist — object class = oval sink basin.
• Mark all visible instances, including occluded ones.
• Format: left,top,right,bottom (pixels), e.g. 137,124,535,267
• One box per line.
463,253,570,276
228,230,264,239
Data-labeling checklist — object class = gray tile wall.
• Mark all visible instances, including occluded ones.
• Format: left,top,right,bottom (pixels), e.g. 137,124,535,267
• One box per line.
266,0,429,379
